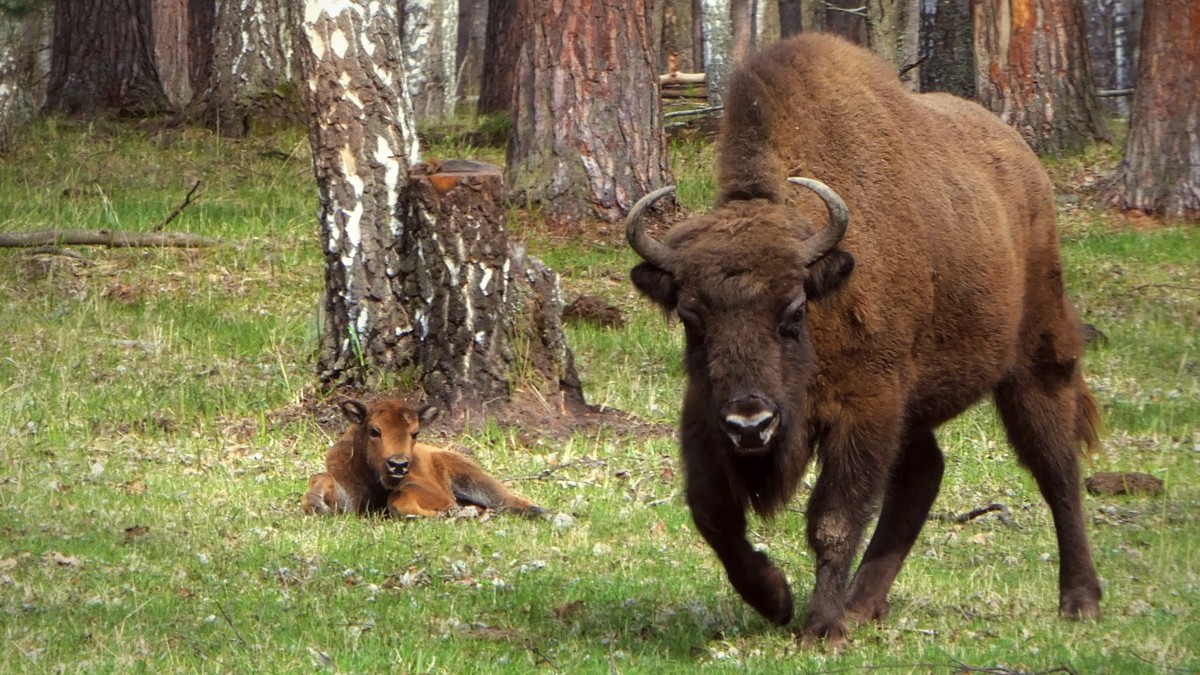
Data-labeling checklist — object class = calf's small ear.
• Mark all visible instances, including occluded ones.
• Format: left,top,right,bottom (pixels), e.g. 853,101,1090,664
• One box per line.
631,262,679,312
804,249,854,300
340,399,368,425
418,404,440,424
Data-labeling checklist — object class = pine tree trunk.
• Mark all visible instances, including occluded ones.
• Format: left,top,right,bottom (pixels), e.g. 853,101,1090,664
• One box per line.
478,0,519,115
779,0,802,36
402,162,583,409
153,0,191,107
192,0,298,136
45,0,170,116
295,1,420,387
403,0,458,121
1105,0,1200,221
660,0,696,72
731,0,753,64
825,0,867,44
507,0,674,222
188,0,214,96
919,0,975,98
972,0,1111,154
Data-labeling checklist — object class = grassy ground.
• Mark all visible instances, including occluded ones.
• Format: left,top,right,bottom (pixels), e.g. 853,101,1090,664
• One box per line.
0,119,1197,673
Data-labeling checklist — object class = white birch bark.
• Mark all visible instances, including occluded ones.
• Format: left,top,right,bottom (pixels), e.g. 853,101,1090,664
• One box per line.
295,0,421,385
404,0,459,120
703,0,732,106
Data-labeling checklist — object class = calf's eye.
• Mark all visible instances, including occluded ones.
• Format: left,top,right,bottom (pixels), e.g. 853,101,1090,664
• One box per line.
369,426,382,438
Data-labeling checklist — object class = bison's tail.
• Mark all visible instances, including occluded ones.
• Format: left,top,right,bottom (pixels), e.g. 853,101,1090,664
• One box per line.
1076,376,1102,463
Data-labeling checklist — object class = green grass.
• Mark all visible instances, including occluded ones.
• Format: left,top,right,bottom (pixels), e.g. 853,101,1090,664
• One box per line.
0,119,1197,673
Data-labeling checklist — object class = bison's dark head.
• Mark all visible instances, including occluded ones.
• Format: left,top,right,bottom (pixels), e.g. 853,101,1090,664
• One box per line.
627,179,853,455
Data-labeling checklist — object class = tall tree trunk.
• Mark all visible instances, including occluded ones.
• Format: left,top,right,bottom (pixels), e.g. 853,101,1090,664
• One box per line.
1083,0,1139,115
188,0,214,96
703,0,732,105
191,0,297,136
691,0,705,71
972,0,1110,154
660,0,696,72
403,0,458,121
478,0,519,115
0,5,51,149
455,0,487,108
919,0,975,97
779,0,802,36
45,0,170,116
825,0,867,44
507,0,674,222
1105,0,1199,221
295,1,420,387
757,0,781,44
867,0,920,85
153,0,191,107
731,0,753,64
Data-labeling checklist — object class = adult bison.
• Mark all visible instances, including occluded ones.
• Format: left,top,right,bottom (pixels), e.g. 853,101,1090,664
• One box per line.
627,34,1101,647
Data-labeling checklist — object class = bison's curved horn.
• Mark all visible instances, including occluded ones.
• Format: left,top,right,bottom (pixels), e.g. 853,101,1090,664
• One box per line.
787,177,849,262
625,186,677,270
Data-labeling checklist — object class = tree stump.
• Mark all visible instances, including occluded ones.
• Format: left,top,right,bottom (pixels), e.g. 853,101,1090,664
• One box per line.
400,160,583,415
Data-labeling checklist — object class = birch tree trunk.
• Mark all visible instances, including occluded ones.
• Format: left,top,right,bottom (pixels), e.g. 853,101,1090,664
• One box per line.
192,0,299,136
0,5,50,149
702,0,732,105
403,0,458,121
295,1,420,387
972,0,1110,154
507,0,674,222
1105,0,1200,221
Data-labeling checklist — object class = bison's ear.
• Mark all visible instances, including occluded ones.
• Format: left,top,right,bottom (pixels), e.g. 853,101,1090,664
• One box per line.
418,404,440,425
805,249,854,300
340,399,368,425
631,262,679,311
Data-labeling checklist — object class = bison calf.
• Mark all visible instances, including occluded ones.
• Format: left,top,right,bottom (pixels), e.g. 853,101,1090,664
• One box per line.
627,34,1101,647
303,398,544,518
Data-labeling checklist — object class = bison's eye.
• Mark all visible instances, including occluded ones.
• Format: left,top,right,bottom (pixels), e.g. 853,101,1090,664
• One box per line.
411,430,419,439
369,426,382,438
778,297,808,340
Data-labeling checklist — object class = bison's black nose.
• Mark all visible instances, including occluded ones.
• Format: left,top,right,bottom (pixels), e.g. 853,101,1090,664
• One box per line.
386,457,410,477
720,396,781,451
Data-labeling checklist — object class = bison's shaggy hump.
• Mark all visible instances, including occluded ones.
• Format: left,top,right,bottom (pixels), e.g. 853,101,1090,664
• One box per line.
627,34,1101,648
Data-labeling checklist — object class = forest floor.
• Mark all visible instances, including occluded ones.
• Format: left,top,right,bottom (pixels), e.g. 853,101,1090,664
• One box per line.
0,118,1196,673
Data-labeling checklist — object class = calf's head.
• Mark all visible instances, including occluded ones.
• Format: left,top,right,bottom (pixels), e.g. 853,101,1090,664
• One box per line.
340,399,439,488
628,178,853,453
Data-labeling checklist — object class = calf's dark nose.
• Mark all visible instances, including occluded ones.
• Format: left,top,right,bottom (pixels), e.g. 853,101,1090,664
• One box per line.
386,457,410,476
720,396,781,450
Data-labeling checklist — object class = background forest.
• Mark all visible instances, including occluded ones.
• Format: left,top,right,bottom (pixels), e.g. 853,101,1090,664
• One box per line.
1,0,1197,672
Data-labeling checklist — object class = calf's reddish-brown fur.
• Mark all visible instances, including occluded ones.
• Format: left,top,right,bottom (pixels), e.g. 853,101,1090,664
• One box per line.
627,34,1101,647
303,399,543,518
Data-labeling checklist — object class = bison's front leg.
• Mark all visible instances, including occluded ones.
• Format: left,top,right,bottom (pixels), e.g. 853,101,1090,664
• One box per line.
302,473,354,515
686,457,794,626
800,423,899,649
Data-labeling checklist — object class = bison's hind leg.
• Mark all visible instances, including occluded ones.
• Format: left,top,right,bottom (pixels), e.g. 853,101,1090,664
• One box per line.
845,429,945,623
994,367,1102,620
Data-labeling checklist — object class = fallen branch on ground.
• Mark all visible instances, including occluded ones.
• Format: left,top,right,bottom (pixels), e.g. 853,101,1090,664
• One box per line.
153,180,202,231
0,230,219,248
932,502,1013,526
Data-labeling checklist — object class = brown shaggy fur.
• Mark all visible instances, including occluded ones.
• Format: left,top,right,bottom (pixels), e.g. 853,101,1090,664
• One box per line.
630,34,1101,646
302,399,544,518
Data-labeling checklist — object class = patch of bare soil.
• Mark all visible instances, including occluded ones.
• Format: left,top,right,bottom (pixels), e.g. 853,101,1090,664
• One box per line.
1085,472,1165,497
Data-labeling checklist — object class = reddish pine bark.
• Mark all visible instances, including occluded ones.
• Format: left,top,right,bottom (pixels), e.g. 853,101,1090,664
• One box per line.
478,0,520,115
1106,0,1200,221
507,0,674,222
972,0,1110,154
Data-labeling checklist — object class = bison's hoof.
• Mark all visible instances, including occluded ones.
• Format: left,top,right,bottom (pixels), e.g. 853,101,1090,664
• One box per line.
796,617,849,652
302,493,332,515
1060,589,1101,620
845,596,890,624
734,565,793,626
